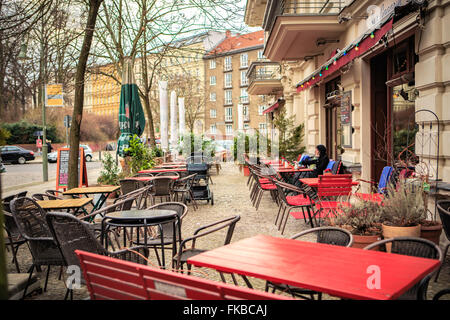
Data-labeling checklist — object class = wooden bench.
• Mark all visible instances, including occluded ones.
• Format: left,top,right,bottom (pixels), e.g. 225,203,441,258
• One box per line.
75,250,292,300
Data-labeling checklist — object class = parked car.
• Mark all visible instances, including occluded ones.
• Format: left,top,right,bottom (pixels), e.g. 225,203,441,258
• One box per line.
0,146,35,164
48,144,93,163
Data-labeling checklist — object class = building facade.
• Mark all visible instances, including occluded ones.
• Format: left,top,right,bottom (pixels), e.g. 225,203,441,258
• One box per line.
245,0,450,186
203,31,270,139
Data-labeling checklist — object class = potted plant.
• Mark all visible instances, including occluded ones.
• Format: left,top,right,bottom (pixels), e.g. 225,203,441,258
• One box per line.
97,152,124,198
378,178,426,242
123,134,155,175
331,197,382,249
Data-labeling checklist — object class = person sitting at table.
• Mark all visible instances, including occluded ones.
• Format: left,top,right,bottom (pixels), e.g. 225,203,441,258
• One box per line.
296,144,329,180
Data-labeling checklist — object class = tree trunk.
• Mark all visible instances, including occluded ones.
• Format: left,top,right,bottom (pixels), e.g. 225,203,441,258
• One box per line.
68,0,103,189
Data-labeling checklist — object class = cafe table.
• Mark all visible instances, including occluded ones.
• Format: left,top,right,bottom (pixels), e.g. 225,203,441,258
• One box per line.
299,177,359,188
187,235,440,300
102,209,181,269
63,186,120,212
139,168,187,174
37,198,93,215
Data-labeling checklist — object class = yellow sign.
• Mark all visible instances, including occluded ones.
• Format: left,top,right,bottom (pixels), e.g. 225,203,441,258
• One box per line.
45,84,64,107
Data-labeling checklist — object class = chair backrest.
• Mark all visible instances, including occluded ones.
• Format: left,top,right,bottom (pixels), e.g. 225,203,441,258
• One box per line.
75,250,292,300
331,160,342,174
325,160,336,172
363,237,442,300
437,200,450,241
152,177,174,196
317,174,353,198
10,197,63,265
147,202,188,238
32,193,61,201
120,179,140,195
291,226,353,247
134,173,154,177
377,166,393,193
156,171,180,177
46,212,107,267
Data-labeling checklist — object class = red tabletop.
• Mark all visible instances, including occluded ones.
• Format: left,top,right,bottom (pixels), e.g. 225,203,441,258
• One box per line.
300,177,359,188
187,235,440,300
139,168,187,173
127,176,179,181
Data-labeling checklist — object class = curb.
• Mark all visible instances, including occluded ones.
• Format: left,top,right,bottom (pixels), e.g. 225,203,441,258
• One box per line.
2,178,57,193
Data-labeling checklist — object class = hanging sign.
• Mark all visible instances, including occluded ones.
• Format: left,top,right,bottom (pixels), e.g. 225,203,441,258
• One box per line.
45,84,64,107
340,91,352,125
56,147,88,190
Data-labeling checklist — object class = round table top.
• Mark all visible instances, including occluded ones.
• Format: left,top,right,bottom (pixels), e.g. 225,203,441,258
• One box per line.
104,209,177,222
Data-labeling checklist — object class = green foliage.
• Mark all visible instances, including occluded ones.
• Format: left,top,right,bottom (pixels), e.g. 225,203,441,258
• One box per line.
272,109,306,161
179,133,215,158
378,179,426,227
333,198,382,235
393,127,418,160
232,130,271,164
1,121,60,144
0,128,11,146
151,146,163,158
97,152,123,186
124,134,154,175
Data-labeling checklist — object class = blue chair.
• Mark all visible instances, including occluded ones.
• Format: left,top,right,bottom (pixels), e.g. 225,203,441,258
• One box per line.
355,166,393,202
299,155,310,166
324,160,335,173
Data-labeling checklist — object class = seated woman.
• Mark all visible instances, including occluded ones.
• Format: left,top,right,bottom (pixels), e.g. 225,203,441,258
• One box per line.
297,145,330,180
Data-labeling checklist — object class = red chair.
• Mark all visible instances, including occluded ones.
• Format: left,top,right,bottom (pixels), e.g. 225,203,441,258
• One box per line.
75,250,293,300
313,174,353,222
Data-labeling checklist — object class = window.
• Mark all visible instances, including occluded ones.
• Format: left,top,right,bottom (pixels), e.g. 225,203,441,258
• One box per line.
244,123,250,130
225,107,233,122
241,71,248,86
210,124,217,134
258,105,266,115
224,56,232,71
210,59,216,69
210,76,216,86
225,90,232,105
240,53,248,68
224,73,232,88
210,109,217,118
257,50,264,60
240,88,249,103
210,92,216,101
226,124,233,135
243,106,249,120
259,123,267,133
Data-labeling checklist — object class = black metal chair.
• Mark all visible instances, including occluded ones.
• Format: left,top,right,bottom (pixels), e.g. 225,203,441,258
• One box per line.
150,176,175,204
32,193,62,201
364,237,442,300
10,197,66,299
133,202,188,267
172,215,241,273
265,226,353,300
172,173,198,210
119,179,142,195
435,200,450,282
156,172,180,177
433,288,450,300
45,212,150,300
3,210,27,273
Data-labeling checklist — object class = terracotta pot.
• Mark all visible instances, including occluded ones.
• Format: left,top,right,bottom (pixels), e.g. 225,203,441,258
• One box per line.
382,224,421,252
420,222,442,245
352,234,382,250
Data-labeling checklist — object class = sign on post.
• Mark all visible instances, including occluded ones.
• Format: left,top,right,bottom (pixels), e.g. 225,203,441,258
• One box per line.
36,138,42,149
56,147,88,190
45,84,64,107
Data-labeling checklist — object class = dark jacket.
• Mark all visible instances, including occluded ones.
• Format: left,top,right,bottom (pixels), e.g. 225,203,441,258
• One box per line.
302,145,329,177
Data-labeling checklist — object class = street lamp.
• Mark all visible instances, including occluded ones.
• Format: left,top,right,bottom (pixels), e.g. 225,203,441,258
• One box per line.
18,35,48,182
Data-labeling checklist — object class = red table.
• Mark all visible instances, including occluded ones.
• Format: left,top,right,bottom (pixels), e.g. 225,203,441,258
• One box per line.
139,168,187,173
300,177,359,188
187,235,440,300
127,176,179,181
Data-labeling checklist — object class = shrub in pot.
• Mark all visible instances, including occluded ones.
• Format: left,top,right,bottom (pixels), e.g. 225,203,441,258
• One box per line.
330,197,382,249
378,179,426,246
97,153,125,198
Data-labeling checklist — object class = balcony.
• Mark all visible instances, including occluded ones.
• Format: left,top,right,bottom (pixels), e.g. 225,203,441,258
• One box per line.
263,0,346,61
247,61,283,95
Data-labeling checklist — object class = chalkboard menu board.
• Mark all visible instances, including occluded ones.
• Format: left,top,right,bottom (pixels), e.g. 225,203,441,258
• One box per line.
56,147,88,190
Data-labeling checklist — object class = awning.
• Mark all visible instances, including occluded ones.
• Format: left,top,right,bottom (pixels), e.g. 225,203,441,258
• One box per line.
296,0,426,92
296,17,395,92
263,99,285,115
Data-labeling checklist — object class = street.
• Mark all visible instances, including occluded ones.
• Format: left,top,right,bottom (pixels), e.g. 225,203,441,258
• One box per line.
1,160,102,190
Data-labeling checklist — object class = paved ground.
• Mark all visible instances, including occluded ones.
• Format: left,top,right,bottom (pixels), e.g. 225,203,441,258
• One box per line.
3,162,450,300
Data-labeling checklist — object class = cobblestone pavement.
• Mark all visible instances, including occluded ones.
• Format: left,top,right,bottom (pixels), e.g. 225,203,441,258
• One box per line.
5,162,450,300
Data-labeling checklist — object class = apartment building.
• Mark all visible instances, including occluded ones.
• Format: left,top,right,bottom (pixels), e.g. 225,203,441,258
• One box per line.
245,0,450,185
204,30,269,139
